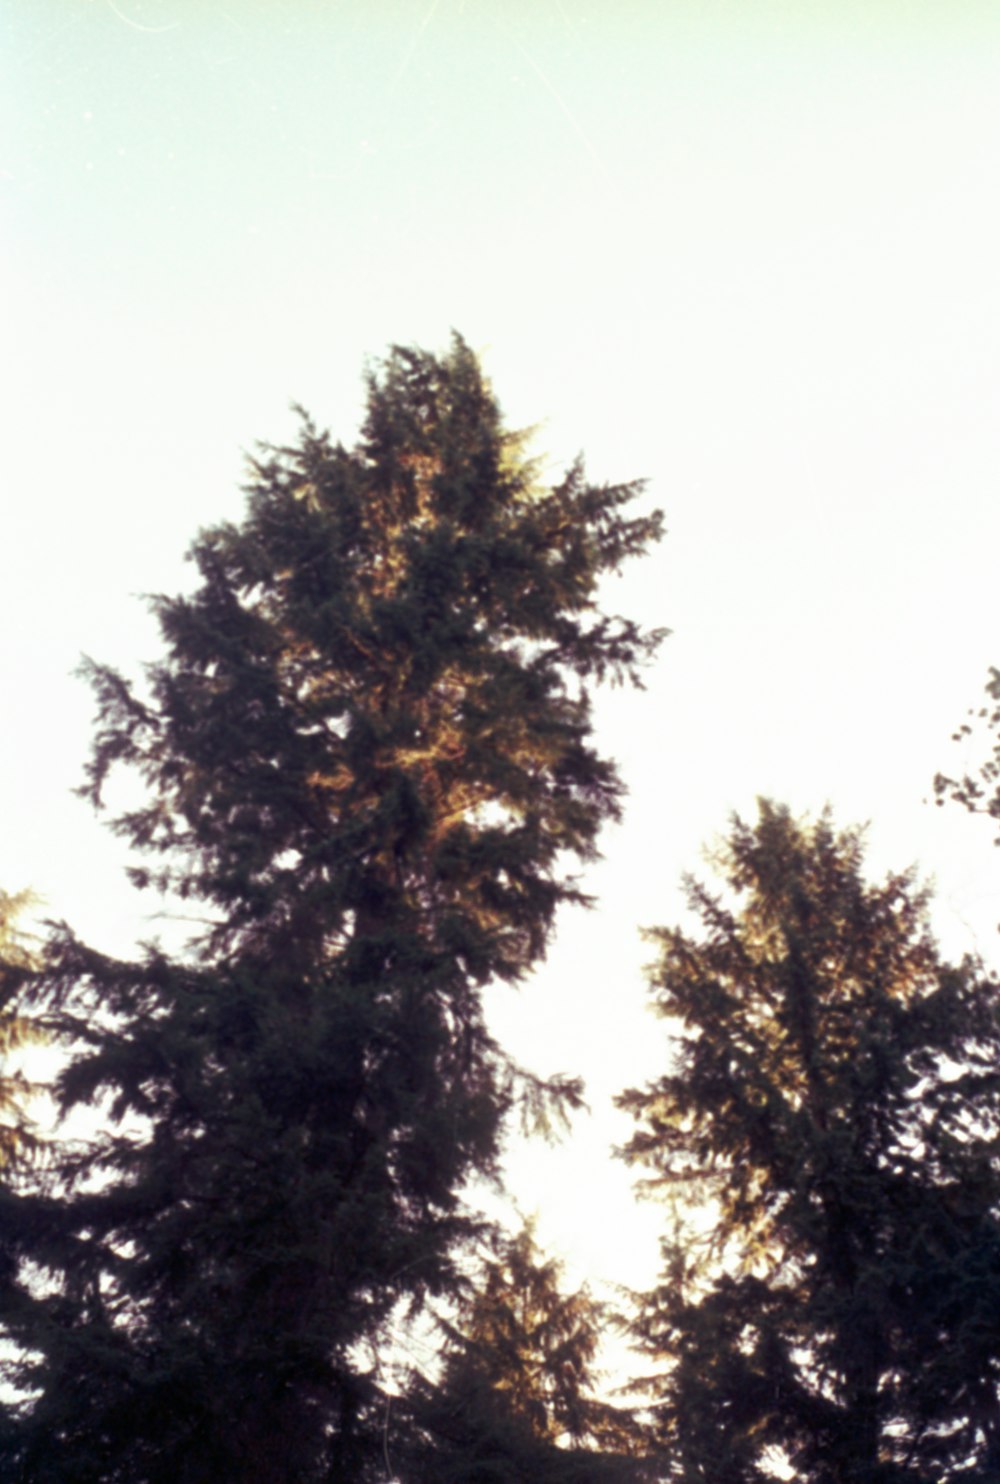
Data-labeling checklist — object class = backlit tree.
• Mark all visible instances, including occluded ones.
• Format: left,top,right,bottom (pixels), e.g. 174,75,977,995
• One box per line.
0,337,664,1482
405,1219,653,1482
619,801,1000,1482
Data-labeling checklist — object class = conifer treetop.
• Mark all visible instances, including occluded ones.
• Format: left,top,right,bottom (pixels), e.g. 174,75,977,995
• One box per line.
0,337,665,1483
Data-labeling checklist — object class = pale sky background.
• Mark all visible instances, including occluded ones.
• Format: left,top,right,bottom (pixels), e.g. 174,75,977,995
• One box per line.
5,0,1000,1379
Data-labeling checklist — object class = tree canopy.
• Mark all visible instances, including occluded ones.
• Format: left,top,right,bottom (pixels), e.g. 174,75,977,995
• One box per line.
5,341,1000,1482
619,801,1000,1483
0,336,664,1482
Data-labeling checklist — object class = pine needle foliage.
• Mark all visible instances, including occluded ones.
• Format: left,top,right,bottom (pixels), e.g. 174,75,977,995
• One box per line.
443,1219,612,1445
619,801,1000,1483
0,889,46,1170
0,337,664,1482
404,1218,655,1483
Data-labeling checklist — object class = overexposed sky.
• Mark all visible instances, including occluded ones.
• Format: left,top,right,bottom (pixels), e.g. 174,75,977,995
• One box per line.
5,0,1000,1332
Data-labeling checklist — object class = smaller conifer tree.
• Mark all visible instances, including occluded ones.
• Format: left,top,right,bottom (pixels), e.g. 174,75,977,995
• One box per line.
619,801,1000,1482
405,1219,653,1483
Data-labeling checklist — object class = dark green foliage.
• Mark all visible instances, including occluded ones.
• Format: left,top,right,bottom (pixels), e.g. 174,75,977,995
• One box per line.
403,1219,655,1483
0,338,664,1481
619,801,1000,1483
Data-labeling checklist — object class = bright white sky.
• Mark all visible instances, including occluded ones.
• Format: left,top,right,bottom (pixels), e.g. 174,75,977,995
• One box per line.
5,0,1000,1370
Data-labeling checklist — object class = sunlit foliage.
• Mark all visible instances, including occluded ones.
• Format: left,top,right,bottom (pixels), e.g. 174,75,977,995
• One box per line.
0,890,45,1171
405,1218,655,1482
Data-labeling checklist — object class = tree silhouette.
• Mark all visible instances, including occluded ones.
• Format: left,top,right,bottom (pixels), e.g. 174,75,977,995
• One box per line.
620,801,1000,1482
0,337,663,1482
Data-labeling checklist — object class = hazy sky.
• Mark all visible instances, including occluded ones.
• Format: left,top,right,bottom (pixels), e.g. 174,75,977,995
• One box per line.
6,0,1000,1343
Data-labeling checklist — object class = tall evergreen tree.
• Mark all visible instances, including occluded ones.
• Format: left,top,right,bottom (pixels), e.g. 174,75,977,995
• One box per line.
618,801,1000,1483
0,337,663,1482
